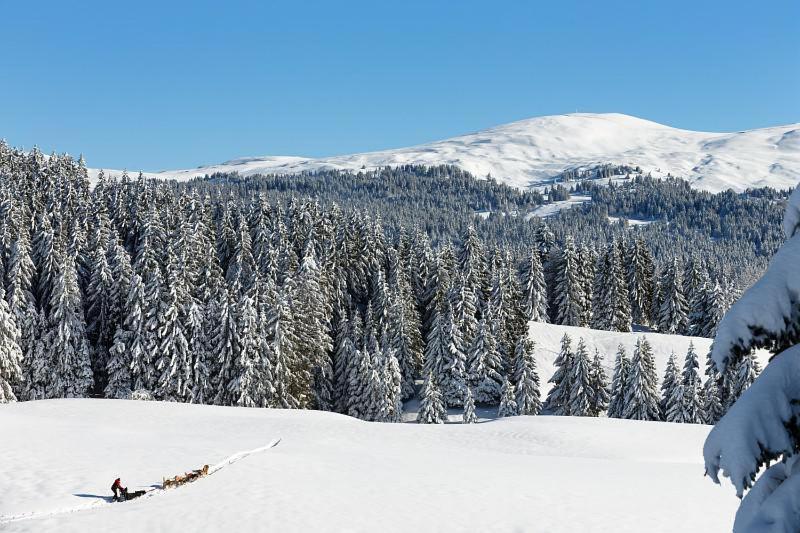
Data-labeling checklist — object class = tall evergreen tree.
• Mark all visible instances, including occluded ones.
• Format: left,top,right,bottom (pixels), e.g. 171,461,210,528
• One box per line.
543,333,574,415
513,336,541,415
622,338,660,421
417,371,447,424
607,344,630,419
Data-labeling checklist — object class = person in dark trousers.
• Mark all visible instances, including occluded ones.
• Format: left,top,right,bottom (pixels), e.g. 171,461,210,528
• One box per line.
111,478,126,502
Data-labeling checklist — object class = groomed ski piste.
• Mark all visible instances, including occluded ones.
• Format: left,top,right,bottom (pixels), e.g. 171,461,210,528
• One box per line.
3,403,743,532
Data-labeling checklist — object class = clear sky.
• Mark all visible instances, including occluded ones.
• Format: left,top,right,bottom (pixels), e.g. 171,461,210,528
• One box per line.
1,0,798,171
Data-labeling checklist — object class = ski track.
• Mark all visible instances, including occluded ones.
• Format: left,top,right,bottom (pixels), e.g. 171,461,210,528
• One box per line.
0,438,282,525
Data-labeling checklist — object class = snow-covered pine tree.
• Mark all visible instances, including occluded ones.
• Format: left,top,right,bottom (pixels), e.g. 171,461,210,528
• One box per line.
45,247,93,398
592,240,631,332
440,304,469,407
0,284,23,402
656,258,688,334
626,237,655,326
698,279,727,338
417,371,448,424
462,386,478,423
701,373,724,425
726,350,761,408
589,348,609,417
553,237,585,327
568,338,593,416
293,241,334,410
607,344,630,418
622,337,660,421
154,246,192,402
659,352,680,420
542,333,574,415
266,289,303,410
678,341,704,424
577,243,596,327
513,336,541,415
685,261,710,336
497,377,519,417
521,248,548,323
457,225,487,308
228,289,263,407
466,315,504,404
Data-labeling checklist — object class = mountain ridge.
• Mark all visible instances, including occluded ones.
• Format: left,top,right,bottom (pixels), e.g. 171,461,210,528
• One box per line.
90,112,800,193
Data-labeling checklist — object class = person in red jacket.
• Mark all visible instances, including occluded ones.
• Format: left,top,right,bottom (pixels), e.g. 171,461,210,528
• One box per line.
111,478,126,502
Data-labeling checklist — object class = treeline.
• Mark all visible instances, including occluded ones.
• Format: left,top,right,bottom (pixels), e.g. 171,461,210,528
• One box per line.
0,144,758,424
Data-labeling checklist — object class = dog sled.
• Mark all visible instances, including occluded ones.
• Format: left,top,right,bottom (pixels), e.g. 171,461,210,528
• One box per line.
162,464,210,489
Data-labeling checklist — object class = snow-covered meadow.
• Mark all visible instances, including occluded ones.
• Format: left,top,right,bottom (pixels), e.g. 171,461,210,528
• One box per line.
1,398,740,533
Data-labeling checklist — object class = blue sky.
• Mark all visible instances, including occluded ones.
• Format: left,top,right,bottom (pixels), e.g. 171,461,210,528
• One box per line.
1,0,798,171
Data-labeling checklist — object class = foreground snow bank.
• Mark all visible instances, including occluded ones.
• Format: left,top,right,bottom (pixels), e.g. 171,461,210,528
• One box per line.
1,399,737,533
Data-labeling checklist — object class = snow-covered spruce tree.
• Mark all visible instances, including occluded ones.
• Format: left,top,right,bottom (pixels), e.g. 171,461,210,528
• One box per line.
607,344,630,419
521,248,548,323
622,337,660,421
228,290,264,408
154,246,192,402
45,248,93,398
462,386,478,423
703,186,800,532
686,265,711,337
568,338,593,417
626,237,655,326
699,279,727,338
423,299,450,385
387,248,422,400
678,341,704,424
0,285,23,402
293,242,333,410
542,333,574,415
457,225,487,308
725,350,761,409
656,258,688,334
379,338,404,423
417,371,448,424
577,244,596,328
513,336,542,416
589,348,609,417
266,289,303,409
84,234,114,392
592,240,631,332
333,312,356,413
439,304,469,407
702,352,726,425
467,315,504,404
498,377,519,417
659,352,680,421
553,237,585,327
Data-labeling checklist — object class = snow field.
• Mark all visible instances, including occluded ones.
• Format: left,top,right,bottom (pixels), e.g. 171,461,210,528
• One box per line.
1,398,740,532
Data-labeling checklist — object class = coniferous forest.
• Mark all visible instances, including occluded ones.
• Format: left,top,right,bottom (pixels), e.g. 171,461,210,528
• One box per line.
0,143,777,423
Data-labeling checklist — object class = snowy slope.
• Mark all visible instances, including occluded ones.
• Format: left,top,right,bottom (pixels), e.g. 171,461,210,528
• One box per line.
527,322,771,394
1,399,739,533
90,113,800,193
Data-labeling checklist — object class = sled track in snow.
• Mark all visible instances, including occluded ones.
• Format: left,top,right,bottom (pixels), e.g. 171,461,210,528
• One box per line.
0,438,282,525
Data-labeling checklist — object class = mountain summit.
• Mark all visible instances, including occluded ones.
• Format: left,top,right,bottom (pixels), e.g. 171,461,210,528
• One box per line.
96,113,800,192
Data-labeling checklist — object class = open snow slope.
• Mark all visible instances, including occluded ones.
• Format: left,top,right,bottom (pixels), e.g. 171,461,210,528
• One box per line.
1,399,740,533
91,113,800,193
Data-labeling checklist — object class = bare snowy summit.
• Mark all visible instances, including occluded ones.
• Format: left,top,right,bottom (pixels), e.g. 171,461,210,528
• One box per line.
92,113,800,193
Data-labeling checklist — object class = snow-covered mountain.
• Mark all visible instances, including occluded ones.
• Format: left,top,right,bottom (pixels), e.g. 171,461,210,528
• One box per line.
92,113,800,193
